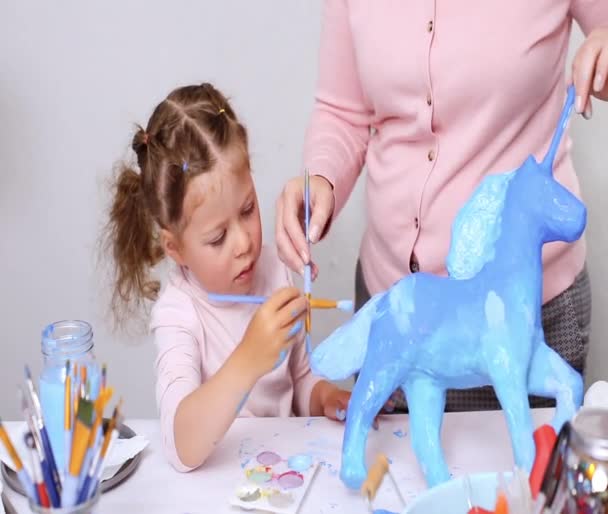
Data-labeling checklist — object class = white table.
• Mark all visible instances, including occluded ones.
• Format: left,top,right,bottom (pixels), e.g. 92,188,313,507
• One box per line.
3,409,553,514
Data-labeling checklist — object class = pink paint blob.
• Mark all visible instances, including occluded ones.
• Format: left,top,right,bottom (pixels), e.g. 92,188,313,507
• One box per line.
278,471,304,489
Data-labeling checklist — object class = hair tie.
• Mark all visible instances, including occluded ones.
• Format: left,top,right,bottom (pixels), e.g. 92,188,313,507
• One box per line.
218,108,226,115
182,161,189,173
142,132,149,145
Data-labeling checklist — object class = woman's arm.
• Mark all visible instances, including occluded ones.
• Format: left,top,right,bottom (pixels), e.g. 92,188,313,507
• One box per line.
303,0,372,219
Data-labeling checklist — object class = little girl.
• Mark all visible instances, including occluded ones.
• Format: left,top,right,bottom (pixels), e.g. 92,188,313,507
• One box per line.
104,83,350,471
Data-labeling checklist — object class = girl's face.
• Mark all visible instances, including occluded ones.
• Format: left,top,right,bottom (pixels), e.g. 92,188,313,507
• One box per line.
164,148,263,295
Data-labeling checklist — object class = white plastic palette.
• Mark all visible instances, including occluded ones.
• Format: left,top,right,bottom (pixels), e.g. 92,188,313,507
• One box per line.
230,450,319,514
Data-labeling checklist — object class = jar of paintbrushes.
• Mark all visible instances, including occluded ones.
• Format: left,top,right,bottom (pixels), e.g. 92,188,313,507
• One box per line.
0,320,122,513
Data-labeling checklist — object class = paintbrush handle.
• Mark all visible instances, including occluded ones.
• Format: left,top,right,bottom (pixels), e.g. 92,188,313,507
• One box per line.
207,293,266,304
61,474,79,508
35,482,50,508
361,454,389,501
76,474,93,505
78,447,94,492
38,425,62,495
39,457,61,508
64,429,72,479
16,467,36,502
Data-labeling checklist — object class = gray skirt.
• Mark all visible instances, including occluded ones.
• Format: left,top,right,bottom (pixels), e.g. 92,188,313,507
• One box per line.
354,260,592,411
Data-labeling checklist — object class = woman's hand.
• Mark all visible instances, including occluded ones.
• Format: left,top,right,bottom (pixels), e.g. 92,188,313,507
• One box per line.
571,27,608,119
275,175,335,277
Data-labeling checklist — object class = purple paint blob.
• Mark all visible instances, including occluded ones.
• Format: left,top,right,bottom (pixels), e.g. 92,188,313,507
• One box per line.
256,451,281,466
278,471,304,489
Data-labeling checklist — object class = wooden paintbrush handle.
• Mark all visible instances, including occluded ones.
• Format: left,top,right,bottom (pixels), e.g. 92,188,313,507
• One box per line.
361,454,389,501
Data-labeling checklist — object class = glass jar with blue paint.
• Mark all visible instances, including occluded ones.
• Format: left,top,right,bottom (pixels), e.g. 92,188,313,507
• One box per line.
39,320,100,475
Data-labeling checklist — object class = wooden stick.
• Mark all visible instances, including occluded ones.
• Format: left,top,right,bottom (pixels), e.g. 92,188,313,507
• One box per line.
361,454,390,501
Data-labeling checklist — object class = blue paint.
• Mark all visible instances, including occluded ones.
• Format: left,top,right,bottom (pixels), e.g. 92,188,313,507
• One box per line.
304,169,312,357
288,320,303,338
311,86,585,490
393,429,406,439
272,320,303,370
336,408,346,421
287,453,313,471
273,350,287,370
39,321,99,476
207,293,267,304
236,392,250,414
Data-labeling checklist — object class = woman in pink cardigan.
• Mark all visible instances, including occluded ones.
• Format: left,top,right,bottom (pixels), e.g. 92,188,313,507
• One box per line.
275,1,608,411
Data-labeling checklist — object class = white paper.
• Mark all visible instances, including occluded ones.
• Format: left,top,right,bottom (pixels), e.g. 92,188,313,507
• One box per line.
0,474,6,514
0,423,148,482
100,434,149,481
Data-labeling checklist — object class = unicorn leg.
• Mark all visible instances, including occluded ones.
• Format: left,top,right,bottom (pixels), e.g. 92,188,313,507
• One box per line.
340,362,400,490
490,366,536,472
403,377,448,487
527,340,583,432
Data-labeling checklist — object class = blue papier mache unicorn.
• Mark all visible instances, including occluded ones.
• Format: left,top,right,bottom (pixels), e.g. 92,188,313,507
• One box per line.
311,86,586,489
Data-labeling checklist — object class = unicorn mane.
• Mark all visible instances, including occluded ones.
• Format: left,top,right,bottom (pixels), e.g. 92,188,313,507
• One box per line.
446,171,515,279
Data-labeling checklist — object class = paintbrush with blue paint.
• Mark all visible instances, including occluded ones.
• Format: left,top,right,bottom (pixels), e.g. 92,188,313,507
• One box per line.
207,293,353,312
304,168,313,356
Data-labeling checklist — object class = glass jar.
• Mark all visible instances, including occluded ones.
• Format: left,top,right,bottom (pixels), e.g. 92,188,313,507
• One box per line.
39,320,99,476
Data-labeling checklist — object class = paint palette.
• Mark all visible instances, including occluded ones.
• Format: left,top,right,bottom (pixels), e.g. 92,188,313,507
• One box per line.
230,451,319,514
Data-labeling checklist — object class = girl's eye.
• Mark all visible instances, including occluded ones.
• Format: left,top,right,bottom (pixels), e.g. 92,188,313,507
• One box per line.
242,202,255,216
209,231,226,247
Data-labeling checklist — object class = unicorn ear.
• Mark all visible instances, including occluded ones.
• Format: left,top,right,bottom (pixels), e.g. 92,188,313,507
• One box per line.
541,85,576,174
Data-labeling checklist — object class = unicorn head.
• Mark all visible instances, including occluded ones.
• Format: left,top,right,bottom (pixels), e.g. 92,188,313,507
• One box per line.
447,86,586,279
509,85,587,244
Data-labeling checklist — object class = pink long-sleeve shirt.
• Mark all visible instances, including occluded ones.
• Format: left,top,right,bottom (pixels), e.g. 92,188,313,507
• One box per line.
304,0,608,302
150,246,321,471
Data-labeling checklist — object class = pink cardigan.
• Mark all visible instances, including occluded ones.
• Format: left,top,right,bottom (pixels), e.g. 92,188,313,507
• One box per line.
304,0,608,301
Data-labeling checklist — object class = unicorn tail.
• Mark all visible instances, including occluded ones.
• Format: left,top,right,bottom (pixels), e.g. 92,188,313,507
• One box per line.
310,292,384,380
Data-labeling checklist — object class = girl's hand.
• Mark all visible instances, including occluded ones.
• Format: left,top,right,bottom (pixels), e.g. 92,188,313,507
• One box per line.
275,175,335,277
321,387,383,429
237,287,307,379
571,27,608,119
320,387,352,421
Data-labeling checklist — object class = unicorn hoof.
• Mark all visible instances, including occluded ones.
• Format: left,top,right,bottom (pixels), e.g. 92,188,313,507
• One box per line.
340,461,367,490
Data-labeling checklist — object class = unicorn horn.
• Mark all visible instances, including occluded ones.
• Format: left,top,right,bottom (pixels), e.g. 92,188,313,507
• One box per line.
542,85,576,171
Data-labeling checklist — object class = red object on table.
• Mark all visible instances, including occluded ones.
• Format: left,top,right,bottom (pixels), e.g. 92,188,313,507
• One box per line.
467,423,557,514
529,424,557,498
